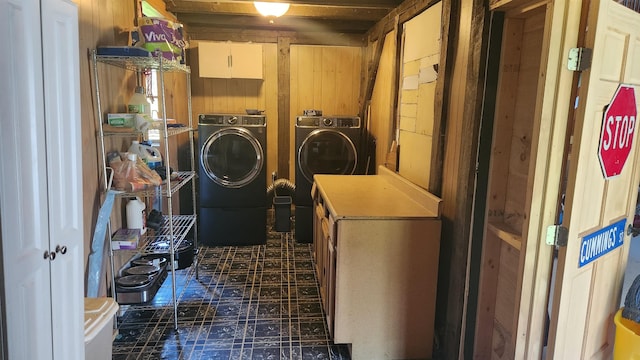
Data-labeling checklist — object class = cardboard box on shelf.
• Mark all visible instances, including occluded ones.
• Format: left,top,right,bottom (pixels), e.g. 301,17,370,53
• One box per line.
107,113,135,128
111,228,140,250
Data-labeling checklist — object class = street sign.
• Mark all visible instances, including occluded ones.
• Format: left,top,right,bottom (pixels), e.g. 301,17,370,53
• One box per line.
598,85,637,179
578,218,626,268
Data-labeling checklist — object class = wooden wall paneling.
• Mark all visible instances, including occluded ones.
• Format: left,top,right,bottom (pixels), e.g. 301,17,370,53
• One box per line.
263,44,278,182
429,0,454,195
369,31,398,171
227,79,246,114
289,45,299,181
433,0,490,357
321,48,338,113
359,25,387,119
277,37,290,179
493,244,519,358
336,48,356,115
489,17,523,231
188,48,205,119
312,47,324,109
473,230,503,358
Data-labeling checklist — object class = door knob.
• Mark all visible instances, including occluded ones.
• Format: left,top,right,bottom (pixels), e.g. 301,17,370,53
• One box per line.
55,245,67,255
43,251,56,261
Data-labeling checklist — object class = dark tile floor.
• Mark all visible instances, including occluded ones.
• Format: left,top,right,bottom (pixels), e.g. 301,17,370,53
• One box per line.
112,225,350,360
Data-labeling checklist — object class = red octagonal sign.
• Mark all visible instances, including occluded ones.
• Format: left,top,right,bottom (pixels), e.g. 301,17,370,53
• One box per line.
598,85,637,179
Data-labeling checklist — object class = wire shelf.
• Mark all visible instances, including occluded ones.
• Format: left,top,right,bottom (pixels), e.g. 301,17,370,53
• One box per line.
141,215,196,254
95,55,190,73
114,171,196,198
101,126,193,137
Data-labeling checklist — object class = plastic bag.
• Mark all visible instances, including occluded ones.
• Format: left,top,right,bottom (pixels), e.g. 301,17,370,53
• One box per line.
109,152,162,192
623,274,640,323
133,17,187,62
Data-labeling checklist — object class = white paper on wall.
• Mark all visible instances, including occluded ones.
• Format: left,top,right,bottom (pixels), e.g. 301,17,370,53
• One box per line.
403,75,419,90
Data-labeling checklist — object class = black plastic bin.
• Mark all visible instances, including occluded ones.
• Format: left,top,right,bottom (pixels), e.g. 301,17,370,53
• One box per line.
273,196,292,233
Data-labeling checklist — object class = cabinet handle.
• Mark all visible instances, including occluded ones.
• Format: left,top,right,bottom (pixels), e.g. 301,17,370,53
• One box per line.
228,54,232,68
43,251,56,261
55,245,67,255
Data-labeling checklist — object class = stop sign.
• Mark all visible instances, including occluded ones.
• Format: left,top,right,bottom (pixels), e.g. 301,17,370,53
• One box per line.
598,85,637,179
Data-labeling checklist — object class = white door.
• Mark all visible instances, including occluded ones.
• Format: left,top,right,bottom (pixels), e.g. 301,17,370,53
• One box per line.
547,0,640,358
41,0,84,358
0,0,83,358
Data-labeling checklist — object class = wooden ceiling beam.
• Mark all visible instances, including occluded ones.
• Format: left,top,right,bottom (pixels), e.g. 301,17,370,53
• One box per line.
179,13,375,33
186,26,366,46
169,0,402,10
169,1,390,20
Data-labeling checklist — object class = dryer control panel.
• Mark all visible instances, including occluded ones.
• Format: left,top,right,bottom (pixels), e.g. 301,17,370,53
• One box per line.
296,116,360,128
199,114,266,127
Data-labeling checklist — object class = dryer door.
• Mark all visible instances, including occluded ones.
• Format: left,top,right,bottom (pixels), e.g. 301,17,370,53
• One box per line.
297,129,357,183
201,127,264,188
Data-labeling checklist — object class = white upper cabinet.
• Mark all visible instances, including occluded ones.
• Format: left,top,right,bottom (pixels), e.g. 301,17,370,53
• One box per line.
198,41,263,79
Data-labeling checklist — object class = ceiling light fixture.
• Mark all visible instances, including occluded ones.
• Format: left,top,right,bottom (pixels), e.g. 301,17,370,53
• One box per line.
254,2,290,17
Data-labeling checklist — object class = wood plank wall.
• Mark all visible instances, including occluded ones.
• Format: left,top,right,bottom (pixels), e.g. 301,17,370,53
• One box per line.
289,45,363,182
369,32,398,171
77,0,189,295
188,42,280,185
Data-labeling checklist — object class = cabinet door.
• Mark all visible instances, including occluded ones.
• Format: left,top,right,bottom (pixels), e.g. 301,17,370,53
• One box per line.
198,42,232,78
229,43,263,79
198,41,263,79
326,229,337,338
313,202,325,280
41,0,84,358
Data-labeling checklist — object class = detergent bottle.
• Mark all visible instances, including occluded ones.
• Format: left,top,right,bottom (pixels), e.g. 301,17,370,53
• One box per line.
126,197,147,235
128,140,162,169
127,86,153,132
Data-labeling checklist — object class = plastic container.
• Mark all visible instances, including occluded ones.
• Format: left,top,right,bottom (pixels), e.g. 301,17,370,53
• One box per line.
126,197,147,235
273,196,292,232
128,140,162,169
84,297,118,360
614,308,640,359
127,86,151,115
127,86,154,132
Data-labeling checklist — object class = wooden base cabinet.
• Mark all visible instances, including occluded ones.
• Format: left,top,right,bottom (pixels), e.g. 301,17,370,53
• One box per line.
312,166,442,360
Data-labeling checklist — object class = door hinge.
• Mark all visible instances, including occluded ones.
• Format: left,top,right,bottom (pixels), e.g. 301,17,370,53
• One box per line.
546,225,569,247
568,47,593,71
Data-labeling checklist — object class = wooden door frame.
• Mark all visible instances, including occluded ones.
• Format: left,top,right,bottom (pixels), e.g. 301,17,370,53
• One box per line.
462,0,587,356
463,10,504,359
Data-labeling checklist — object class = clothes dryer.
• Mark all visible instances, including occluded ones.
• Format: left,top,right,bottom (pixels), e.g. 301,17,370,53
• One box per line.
294,115,362,243
198,114,267,245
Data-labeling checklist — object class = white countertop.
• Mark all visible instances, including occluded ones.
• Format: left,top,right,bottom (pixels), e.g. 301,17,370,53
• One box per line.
313,166,442,220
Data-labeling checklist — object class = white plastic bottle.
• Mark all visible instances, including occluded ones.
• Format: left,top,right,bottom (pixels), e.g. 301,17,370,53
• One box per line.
128,140,162,169
127,86,153,132
127,86,151,115
126,197,147,235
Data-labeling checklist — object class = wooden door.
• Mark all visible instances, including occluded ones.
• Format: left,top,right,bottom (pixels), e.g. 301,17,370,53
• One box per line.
547,1,640,358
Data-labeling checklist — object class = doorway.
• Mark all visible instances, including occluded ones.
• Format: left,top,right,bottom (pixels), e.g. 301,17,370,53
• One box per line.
470,2,549,359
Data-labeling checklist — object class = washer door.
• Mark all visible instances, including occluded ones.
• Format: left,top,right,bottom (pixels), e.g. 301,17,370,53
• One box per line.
201,127,264,188
297,129,357,183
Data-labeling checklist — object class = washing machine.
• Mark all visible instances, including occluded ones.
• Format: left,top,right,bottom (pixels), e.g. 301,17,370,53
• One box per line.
295,115,362,243
198,114,267,246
